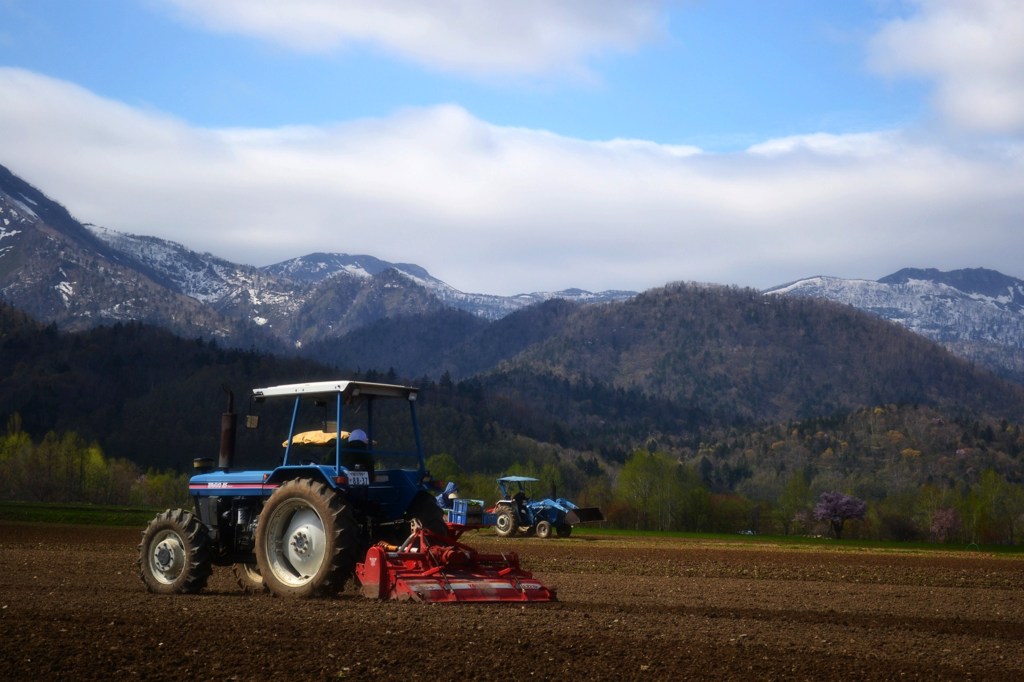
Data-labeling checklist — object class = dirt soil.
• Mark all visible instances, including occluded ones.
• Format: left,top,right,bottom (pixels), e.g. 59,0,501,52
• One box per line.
2,521,1023,681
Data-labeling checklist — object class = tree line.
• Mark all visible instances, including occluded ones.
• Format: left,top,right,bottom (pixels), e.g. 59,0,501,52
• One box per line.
0,415,190,509
4,413,1022,545
425,443,1024,544
609,449,1022,544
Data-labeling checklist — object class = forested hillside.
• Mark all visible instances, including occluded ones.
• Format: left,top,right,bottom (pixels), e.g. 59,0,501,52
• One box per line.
6,278,1024,471
302,298,581,379
306,282,1024,424
4,288,1024,543
501,283,1023,421
0,302,330,468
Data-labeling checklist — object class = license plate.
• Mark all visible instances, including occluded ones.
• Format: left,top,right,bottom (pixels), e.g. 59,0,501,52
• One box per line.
348,470,370,486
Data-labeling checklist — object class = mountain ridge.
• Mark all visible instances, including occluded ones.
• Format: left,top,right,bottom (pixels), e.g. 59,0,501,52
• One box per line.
765,268,1024,382
3,162,1024,384
1,161,634,349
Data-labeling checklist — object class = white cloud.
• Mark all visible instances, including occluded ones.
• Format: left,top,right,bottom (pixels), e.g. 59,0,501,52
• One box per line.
1,68,1022,295
158,0,667,78
869,0,1024,134
747,132,901,158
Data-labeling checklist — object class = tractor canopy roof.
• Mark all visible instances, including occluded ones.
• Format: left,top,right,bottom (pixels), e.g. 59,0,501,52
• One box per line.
252,380,418,402
497,476,539,483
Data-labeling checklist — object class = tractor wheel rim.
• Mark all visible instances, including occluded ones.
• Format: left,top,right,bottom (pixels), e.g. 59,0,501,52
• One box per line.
265,500,327,586
149,530,186,584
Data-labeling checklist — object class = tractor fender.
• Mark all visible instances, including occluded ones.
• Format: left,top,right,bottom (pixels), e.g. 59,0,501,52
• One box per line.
263,465,338,491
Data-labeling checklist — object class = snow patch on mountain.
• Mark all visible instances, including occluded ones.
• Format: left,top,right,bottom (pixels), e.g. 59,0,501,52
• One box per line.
264,252,636,320
86,224,637,339
0,198,33,258
766,271,1024,345
7,196,38,221
766,268,1024,381
1,197,35,228
88,225,240,303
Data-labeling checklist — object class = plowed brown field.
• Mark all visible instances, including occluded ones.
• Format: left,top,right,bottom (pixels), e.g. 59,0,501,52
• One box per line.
1,521,1022,680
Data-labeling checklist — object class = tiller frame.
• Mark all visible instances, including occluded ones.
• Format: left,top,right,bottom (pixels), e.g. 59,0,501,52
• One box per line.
355,520,557,603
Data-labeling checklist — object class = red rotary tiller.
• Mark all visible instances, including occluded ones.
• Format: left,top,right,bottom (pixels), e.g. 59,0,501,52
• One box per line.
356,520,557,603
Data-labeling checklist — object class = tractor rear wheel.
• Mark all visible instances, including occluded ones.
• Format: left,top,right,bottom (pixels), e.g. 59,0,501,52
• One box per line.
256,478,358,598
494,505,518,537
138,508,212,594
535,520,552,539
232,562,267,593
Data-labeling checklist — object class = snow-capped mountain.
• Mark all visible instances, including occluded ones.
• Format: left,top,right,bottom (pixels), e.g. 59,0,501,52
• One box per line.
87,224,260,304
263,251,635,320
766,268,1024,382
1,162,633,350
10,160,1019,382
85,225,307,325
263,252,433,285
0,164,237,339
86,223,636,327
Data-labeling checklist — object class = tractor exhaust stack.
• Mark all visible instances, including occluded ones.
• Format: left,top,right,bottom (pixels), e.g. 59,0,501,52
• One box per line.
218,386,236,471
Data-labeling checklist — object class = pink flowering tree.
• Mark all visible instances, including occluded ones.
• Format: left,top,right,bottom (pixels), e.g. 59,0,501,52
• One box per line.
930,507,962,543
813,491,867,539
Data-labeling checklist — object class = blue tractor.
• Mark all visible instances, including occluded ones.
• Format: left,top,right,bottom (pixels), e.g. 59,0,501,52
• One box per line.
492,475,604,539
137,380,445,598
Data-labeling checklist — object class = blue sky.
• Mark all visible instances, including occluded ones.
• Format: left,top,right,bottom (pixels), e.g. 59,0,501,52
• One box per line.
1,0,1022,295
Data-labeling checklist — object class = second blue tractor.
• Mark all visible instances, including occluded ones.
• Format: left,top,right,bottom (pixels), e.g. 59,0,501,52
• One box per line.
492,475,604,538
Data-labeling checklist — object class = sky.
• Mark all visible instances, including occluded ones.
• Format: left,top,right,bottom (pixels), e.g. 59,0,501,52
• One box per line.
0,0,1022,296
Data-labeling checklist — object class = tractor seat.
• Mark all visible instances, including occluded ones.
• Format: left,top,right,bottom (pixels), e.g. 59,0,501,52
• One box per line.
341,440,374,474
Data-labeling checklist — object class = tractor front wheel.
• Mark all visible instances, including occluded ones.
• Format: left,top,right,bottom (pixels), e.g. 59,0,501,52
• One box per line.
535,520,552,539
494,505,518,537
256,478,358,598
138,509,212,594
556,524,573,538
